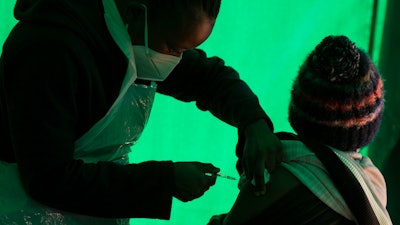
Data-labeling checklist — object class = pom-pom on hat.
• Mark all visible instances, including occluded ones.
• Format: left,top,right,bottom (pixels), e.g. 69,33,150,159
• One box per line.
289,35,384,151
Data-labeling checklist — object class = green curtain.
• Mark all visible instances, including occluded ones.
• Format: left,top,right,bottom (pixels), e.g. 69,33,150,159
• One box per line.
0,0,17,48
368,0,400,222
0,1,387,225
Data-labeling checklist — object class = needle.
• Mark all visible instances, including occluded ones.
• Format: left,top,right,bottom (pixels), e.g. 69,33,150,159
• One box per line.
205,172,237,180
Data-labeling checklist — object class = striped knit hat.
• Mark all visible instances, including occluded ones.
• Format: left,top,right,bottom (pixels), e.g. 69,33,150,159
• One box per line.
288,35,384,151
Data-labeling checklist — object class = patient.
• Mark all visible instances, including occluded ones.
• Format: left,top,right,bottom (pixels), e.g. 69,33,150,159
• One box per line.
208,35,393,225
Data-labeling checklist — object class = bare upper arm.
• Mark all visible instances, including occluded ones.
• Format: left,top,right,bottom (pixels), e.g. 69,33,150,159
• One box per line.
223,166,301,225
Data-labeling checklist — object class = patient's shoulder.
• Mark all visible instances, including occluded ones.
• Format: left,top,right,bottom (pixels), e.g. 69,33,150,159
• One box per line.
223,166,301,225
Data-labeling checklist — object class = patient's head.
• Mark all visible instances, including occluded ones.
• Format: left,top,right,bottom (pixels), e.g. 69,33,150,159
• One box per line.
288,35,384,151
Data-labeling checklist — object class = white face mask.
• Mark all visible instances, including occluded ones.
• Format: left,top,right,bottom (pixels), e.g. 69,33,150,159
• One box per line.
133,46,182,81
133,4,182,81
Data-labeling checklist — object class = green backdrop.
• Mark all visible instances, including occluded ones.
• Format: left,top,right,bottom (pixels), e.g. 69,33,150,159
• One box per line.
0,1,387,225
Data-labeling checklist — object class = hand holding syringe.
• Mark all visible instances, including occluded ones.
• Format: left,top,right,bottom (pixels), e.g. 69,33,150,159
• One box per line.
205,172,237,180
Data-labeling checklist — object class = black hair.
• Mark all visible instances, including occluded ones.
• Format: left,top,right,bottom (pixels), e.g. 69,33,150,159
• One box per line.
146,0,221,20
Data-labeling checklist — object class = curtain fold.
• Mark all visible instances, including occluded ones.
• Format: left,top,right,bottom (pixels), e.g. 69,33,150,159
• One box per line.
368,0,400,223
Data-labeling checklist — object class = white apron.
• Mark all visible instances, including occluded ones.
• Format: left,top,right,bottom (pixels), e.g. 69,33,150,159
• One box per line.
0,61,157,224
0,0,158,223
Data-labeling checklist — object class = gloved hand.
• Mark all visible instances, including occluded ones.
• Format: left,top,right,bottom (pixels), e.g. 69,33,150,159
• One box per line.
207,213,228,225
173,161,220,202
242,119,283,196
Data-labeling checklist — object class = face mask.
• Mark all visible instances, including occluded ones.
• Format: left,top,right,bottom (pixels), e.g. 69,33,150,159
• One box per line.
133,4,182,81
133,46,182,81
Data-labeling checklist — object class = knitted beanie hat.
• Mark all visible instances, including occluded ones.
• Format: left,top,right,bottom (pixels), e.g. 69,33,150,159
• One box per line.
288,35,384,151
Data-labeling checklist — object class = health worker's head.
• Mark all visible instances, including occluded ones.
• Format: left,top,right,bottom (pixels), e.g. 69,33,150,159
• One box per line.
115,0,221,56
